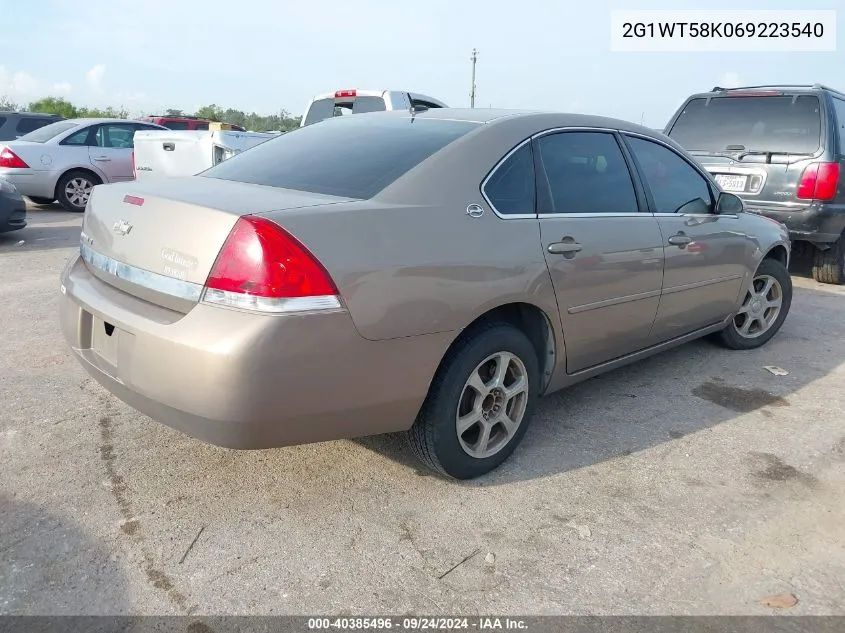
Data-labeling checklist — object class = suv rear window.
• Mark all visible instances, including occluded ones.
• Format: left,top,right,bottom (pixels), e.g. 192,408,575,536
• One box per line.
16,117,55,135
202,115,478,199
667,95,822,155
302,96,387,126
18,120,79,143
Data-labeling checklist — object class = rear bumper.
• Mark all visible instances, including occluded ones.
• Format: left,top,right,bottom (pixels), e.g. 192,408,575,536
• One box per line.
59,253,449,449
746,202,845,244
0,168,57,199
0,190,26,233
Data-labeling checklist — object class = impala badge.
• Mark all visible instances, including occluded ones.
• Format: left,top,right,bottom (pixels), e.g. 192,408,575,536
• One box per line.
112,219,133,236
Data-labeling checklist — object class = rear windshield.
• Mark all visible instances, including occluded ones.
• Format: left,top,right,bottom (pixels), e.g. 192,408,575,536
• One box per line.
302,96,387,126
163,120,191,130
18,120,80,143
667,95,822,154
202,115,478,199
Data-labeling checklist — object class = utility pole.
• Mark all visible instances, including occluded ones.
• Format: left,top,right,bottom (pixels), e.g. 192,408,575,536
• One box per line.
470,48,479,108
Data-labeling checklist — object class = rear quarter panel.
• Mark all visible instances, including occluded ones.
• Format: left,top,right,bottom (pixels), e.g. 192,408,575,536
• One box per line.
264,118,562,343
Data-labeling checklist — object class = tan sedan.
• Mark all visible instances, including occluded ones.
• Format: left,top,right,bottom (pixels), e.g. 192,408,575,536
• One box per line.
59,109,792,479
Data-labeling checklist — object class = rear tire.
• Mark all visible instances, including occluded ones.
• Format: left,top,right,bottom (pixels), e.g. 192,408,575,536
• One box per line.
26,196,55,206
718,258,792,351
408,322,540,480
56,170,101,212
811,233,845,284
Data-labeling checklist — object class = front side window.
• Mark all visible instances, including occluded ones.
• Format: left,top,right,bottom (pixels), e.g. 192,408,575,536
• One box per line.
626,136,713,214
536,131,639,214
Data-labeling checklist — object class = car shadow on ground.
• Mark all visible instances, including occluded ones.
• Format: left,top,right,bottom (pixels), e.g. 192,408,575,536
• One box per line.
0,494,131,614
354,281,845,486
0,225,82,253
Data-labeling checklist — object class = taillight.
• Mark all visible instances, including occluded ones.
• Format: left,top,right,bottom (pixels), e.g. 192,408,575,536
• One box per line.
131,150,135,178
797,162,840,201
0,147,29,168
202,216,340,313
335,89,357,98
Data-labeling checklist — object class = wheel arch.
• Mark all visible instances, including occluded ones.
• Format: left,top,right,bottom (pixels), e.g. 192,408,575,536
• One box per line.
53,166,103,200
762,242,790,268
433,302,558,397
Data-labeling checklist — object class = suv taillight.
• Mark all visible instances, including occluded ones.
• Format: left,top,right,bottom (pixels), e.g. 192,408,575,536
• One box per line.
131,151,135,178
797,162,840,201
0,147,29,168
202,216,340,313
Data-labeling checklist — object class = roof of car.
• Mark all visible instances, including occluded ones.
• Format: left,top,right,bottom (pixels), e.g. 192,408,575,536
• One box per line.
0,111,62,117
687,84,845,99
65,118,165,126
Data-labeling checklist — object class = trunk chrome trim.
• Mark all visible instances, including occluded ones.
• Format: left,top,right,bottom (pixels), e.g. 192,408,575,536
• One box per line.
80,242,204,303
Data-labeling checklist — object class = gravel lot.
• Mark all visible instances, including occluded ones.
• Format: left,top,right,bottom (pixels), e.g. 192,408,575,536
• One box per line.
2,203,844,616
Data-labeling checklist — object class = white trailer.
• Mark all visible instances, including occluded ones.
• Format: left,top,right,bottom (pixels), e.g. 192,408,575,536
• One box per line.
132,129,280,180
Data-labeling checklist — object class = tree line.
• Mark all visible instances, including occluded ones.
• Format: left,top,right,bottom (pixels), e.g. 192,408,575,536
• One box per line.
0,95,302,132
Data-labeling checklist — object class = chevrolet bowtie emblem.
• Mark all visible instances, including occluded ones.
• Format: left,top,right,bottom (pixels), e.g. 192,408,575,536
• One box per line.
112,219,133,236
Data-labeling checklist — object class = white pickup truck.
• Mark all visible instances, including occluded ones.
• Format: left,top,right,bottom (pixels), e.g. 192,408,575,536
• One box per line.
132,129,280,180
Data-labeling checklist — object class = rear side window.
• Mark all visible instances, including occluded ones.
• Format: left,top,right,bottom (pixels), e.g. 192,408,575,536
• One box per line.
667,95,822,154
194,121,209,130
202,116,478,199
16,117,54,135
536,131,638,214
483,143,536,215
0,117,6,128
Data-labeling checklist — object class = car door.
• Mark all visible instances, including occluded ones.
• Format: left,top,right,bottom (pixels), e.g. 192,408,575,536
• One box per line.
622,134,749,342
87,123,143,183
534,129,665,373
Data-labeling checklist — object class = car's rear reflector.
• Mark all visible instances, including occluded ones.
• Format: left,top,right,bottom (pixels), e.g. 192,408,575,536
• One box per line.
202,216,341,313
123,195,144,206
797,162,840,201
0,147,29,168
335,89,357,99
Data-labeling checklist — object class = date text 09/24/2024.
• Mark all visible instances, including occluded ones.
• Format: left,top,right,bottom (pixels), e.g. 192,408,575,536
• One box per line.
307,618,528,630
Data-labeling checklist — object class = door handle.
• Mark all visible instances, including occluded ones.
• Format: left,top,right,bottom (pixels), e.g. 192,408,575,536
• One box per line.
668,234,692,246
547,241,583,255
93,156,111,162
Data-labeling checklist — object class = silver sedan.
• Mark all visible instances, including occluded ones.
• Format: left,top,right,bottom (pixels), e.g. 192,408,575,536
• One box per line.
0,118,165,211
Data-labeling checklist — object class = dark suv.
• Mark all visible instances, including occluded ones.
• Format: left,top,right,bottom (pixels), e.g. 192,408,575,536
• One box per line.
665,84,845,284
0,112,64,142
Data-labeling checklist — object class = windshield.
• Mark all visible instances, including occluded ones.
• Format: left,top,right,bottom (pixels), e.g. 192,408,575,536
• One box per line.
302,96,388,126
202,115,478,199
667,95,822,155
18,120,80,143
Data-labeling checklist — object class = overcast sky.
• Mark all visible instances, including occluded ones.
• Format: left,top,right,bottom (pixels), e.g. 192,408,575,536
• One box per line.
1,0,841,127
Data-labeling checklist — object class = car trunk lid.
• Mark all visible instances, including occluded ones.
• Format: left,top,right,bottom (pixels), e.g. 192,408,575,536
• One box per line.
80,176,353,313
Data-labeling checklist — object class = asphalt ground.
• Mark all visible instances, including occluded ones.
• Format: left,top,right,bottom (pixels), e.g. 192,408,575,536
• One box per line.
2,202,844,615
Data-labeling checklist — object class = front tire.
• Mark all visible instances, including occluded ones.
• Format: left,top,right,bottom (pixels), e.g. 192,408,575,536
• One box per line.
56,170,100,212
408,322,540,479
718,258,792,350
811,232,845,285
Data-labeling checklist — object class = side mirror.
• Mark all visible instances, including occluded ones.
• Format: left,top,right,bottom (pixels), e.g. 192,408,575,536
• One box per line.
716,192,744,214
